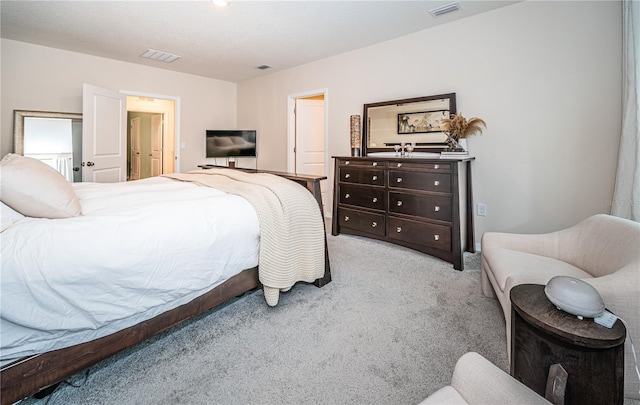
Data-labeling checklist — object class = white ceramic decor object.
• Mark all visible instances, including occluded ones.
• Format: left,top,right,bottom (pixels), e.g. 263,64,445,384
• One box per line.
544,276,605,318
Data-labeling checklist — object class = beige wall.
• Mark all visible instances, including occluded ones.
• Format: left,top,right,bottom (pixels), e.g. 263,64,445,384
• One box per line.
237,1,623,240
1,39,237,171
1,1,623,240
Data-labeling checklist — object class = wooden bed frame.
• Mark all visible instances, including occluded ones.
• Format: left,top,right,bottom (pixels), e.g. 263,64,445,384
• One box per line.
1,170,331,405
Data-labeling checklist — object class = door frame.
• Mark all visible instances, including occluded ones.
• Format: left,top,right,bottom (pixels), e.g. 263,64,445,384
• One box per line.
121,90,181,173
286,89,329,215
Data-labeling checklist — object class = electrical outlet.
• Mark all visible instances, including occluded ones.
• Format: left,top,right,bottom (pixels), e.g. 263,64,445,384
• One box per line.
477,203,487,217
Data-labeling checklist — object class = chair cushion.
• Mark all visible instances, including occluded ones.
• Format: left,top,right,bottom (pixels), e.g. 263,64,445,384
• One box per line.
484,248,592,293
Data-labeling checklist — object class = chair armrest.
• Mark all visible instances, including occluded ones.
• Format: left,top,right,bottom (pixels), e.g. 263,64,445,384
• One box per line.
451,352,550,404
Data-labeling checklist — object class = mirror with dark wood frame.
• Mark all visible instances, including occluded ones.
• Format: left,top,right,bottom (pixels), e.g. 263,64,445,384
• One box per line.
362,93,456,156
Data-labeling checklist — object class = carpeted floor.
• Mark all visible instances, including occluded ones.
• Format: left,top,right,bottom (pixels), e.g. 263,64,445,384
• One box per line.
22,233,509,405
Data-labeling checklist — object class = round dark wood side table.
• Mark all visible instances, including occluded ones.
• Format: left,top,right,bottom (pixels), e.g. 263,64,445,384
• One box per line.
510,284,626,405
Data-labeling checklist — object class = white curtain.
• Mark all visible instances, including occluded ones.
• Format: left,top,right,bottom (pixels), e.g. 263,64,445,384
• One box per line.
612,0,640,221
55,157,73,182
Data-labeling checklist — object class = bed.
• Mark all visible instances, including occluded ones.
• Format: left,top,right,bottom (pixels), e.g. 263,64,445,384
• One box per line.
0,154,331,404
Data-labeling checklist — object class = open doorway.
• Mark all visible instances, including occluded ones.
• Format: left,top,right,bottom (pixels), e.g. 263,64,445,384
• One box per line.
126,96,176,181
127,112,163,180
287,89,328,216
82,84,180,182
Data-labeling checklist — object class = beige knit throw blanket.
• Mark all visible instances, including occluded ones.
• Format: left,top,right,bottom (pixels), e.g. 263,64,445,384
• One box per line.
163,169,325,306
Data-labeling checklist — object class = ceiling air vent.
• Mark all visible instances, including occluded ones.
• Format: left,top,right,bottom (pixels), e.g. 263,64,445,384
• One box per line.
256,65,272,70
429,2,461,17
140,49,181,63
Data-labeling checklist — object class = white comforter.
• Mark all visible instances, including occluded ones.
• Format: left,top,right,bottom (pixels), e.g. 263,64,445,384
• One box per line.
0,177,260,360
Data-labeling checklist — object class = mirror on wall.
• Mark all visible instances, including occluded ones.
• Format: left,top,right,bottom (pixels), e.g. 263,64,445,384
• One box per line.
14,110,83,182
362,93,456,155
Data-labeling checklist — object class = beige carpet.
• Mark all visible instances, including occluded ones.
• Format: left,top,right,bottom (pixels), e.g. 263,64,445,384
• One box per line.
22,233,509,405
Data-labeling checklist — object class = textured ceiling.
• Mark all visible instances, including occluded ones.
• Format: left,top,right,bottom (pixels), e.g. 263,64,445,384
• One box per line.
1,1,518,83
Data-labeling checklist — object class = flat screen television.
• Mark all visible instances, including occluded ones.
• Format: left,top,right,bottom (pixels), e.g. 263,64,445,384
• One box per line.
206,130,257,158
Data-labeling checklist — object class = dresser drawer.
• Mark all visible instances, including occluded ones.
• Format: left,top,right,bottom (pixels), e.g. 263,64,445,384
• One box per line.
339,159,386,168
338,207,386,236
340,184,386,211
389,192,451,222
387,217,452,251
340,168,385,186
388,171,451,193
391,161,451,172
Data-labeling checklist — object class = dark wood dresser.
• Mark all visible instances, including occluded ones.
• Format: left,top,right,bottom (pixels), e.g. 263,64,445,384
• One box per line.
331,156,475,270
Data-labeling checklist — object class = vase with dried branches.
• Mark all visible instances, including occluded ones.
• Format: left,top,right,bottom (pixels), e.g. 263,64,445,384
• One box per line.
441,113,487,152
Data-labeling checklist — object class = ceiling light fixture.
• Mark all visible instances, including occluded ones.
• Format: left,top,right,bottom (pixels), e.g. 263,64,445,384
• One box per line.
429,2,461,17
256,65,272,70
140,49,181,63
211,0,230,8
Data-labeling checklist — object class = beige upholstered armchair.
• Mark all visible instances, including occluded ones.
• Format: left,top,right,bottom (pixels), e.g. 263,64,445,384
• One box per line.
419,352,550,404
480,214,640,399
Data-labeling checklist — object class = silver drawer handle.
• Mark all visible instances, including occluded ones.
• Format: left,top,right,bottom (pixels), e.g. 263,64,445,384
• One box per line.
397,178,403,183
344,216,350,221
372,197,378,203
345,193,350,199
434,164,440,169
434,180,440,186
372,222,377,228
345,161,350,165
396,227,402,233
397,201,403,207
372,175,378,181
434,235,440,241
372,162,377,166
397,163,402,168
345,173,351,179
434,206,440,212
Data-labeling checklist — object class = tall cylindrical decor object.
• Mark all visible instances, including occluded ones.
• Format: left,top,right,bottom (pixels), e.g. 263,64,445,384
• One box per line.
350,115,361,157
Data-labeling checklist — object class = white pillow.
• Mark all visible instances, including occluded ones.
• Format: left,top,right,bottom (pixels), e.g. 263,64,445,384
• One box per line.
0,153,82,219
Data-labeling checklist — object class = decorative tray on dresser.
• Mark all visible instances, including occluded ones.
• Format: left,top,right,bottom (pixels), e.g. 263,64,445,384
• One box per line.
331,156,475,270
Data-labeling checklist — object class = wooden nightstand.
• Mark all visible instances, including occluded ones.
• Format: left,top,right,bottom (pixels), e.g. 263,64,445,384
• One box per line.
510,284,626,405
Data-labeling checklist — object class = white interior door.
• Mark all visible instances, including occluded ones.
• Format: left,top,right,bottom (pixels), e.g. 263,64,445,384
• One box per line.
150,114,163,177
82,83,127,182
295,98,326,204
295,99,325,175
130,117,141,181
